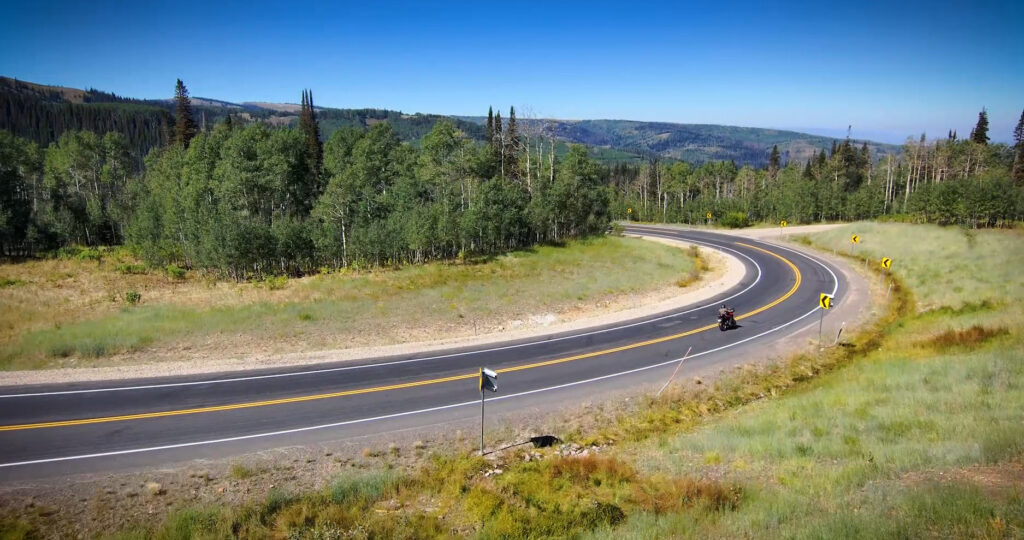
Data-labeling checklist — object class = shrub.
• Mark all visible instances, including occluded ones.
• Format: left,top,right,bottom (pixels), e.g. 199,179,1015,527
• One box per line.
0,278,25,288
124,290,141,305
165,264,187,280
260,275,287,290
330,470,401,505
116,263,148,275
720,211,750,229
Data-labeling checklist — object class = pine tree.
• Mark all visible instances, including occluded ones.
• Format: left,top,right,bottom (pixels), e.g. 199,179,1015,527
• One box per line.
506,106,520,179
829,140,837,157
1012,109,1024,183
970,107,990,145
173,79,197,148
300,89,323,175
493,111,503,178
486,106,494,146
768,144,780,179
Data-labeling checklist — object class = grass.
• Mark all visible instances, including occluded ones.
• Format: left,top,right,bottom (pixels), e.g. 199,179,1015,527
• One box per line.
0,235,699,370
594,222,1024,538
8,222,1021,539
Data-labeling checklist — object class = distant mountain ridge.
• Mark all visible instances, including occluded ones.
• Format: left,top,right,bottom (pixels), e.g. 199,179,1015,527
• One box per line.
2,76,898,167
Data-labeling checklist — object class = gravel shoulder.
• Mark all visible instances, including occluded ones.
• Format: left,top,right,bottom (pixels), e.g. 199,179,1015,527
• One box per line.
2,236,745,386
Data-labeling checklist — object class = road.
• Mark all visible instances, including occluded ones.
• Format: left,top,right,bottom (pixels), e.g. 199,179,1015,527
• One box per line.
0,226,845,481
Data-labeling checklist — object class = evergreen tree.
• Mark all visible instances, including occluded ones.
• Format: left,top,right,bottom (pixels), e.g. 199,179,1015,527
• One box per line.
970,107,990,145
1013,109,1024,183
768,144,780,179
300,89,323,175
506,106,521,180
173,79,197,148
486,106,494,146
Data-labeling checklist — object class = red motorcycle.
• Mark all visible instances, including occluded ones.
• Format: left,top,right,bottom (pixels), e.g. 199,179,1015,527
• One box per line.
717,305,737,331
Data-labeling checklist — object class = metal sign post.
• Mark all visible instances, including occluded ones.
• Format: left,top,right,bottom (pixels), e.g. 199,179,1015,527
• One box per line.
818,293,833,347
479,368,498,455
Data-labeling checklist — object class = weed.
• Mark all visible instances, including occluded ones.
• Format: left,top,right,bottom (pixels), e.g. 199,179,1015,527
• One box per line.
123,290,141,305
0,278,24,288
229,463,257,480
927,325,1008,348
115,264,147,275
164,264,186,280
329,470,401,505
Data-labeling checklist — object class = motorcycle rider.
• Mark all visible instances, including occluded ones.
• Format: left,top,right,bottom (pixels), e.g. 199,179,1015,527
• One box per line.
718,304,732,318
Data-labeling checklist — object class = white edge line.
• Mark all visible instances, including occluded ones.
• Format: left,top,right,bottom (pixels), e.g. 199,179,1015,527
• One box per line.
0,233,762,399
0,238,842,469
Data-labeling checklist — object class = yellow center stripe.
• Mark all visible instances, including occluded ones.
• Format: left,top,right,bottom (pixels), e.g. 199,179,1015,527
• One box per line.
0,241,801,432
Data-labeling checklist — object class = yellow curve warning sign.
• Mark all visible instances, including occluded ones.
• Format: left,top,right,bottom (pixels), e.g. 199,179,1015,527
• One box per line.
819,293,833,310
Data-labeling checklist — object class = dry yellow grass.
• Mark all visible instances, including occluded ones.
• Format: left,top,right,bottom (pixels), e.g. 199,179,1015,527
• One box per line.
0,237,698,370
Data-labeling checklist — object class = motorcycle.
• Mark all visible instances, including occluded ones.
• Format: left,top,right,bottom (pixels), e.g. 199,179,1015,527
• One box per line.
717,306,737,331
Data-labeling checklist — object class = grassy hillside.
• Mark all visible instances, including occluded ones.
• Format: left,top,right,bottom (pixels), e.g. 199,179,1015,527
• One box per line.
3,223,1021,538
543,119,900,166
0,236,699,370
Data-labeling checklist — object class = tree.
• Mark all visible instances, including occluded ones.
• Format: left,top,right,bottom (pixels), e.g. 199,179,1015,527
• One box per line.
970,107,989,145
173,79,198,148
768,145,780,180
486,106,494,146
505,106,521,180
1013,109,1024,184
300,89,323,176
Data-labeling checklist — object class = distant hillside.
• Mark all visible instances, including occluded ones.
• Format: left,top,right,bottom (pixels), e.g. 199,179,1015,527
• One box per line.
0,77,488,164
2,76,896,169
460,116,900,167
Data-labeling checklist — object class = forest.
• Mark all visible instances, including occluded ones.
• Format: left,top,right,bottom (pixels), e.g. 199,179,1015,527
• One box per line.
610,110,1024,228
1,80,1022,278
0,83,610,277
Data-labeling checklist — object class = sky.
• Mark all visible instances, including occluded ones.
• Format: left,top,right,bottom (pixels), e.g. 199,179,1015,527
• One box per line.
1,0,1022,144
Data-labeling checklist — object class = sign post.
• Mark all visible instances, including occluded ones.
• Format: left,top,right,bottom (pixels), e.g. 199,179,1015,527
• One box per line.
479,368,498,455
818,293,834,347
627,207,632,222
706,211,712,225
880,257,892,291
779,220,787,238
850,234,860,257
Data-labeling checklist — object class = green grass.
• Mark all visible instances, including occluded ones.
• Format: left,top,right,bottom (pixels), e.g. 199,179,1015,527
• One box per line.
18,222,1022,539
0,235,698,370
592,223,1024,538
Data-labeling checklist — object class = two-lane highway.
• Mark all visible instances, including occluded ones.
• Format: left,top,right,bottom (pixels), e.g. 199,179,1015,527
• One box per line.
0,226,844,481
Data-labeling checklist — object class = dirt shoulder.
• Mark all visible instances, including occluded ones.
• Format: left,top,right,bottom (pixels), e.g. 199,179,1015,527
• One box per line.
2,236,745,386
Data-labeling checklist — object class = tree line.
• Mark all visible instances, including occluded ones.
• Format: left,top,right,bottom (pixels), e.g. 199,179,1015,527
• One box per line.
1,80,611,276
612,109,1024,228
2,82,1021,270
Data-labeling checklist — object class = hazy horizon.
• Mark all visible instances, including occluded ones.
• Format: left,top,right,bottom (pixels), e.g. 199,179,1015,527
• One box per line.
2,0,1021,144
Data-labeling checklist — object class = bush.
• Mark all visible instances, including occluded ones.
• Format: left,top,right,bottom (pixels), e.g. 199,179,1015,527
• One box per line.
720,212,750,229
116,263,148,275
330,470,401,505
165,264,187,280
260,275,287,290
124,290,141,305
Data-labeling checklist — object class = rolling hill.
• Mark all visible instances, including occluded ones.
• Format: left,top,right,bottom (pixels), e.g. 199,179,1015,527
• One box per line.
2,76,897,167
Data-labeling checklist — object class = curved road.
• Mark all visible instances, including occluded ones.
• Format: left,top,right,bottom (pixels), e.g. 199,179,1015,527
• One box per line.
0,226,844,481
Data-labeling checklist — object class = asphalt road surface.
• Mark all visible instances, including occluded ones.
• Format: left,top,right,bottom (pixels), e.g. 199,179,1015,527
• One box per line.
0,226,845,481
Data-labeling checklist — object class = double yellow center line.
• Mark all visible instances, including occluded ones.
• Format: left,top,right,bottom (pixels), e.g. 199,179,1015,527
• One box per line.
0,242,799,432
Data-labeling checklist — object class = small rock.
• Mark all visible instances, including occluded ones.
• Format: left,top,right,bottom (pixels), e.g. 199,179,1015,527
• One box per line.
145,482,164,496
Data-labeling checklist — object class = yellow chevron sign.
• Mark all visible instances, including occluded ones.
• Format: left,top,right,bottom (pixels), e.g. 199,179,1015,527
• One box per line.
881,257,892,269
780,220,787,227
851,234,860,244
819,293,833,310
706,211,712,219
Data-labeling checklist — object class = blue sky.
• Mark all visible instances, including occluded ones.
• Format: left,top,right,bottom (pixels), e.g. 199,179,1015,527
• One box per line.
1,1,1021,143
